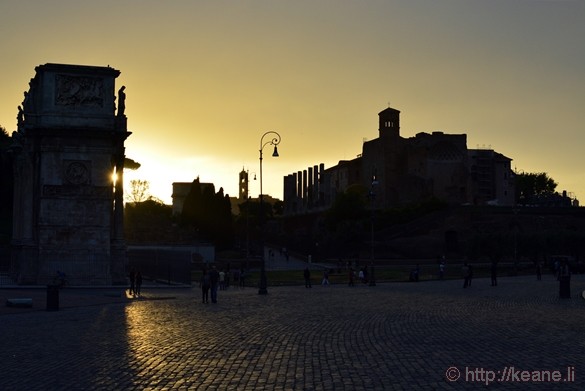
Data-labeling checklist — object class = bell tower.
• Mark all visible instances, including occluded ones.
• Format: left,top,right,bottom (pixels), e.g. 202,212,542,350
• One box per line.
378,107,401,139
239,168,249,201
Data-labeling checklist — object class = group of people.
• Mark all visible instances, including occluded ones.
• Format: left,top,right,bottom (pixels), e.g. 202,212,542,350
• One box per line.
197,257,572,302
303,266,375,287
200,266,221,303
127,268,143,297
303,267,332,287
462,259,568,296
347,266,372,286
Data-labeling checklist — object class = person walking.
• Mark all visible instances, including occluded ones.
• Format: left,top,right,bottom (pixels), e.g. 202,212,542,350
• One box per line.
303,267,312,288
536,261,542,281
348,268,355,287
209,266,220,303
128,268,136,296
134,271,143,296
321,269,330,287
200,269,211,304
439,261,445,280
462,262,471,288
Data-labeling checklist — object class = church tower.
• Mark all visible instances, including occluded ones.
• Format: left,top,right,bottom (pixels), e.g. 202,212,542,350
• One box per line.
378,107,401,139
239,168,249,201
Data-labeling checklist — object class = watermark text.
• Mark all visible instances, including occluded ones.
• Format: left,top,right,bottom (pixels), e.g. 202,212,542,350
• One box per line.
445,366,575,385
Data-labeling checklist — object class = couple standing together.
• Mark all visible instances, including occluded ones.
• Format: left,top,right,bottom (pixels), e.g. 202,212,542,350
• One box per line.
200,266,220,303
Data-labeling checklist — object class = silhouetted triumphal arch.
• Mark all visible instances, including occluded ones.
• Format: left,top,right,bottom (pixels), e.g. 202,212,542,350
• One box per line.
11,63,130,285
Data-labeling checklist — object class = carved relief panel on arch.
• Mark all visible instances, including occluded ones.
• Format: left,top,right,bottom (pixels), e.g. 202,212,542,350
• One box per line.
64,160,91,185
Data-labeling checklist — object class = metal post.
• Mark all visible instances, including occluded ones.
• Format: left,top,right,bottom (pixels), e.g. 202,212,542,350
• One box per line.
369,176,378,286
258,131,281,295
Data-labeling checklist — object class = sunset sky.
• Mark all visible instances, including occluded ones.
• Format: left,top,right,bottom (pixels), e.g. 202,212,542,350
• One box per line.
1,1,583,205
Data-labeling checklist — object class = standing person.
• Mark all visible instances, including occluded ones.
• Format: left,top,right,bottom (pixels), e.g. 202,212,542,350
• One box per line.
219,269,226,291
439,261,445,280
209,266,220,303
558,260,571,298
358,268,365,283
322,269,330,287
200,269,211,304
462,262,470,288
128,267,136,296
490,261,498,286
135,271,143,296
467,263,474,287
536,261,542,281
348,268,355,287
240,268,246,288
303,267,312,288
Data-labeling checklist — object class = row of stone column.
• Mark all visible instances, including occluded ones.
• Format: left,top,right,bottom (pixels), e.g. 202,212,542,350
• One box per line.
283,163,326,215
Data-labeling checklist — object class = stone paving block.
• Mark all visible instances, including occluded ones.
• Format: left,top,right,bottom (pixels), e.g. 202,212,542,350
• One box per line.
1,275,584,390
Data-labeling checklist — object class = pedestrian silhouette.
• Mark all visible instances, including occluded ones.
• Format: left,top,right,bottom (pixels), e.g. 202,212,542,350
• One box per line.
322,269,330,287
304,267,312,288
490,261,497,286
558,260,571,298
135,271,143,296
209,266,220,303
200,269,211,303
462,262,470,288
128,267,136,296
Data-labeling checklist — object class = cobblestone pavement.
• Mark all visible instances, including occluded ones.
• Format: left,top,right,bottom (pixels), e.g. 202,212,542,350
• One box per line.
1,274,584,390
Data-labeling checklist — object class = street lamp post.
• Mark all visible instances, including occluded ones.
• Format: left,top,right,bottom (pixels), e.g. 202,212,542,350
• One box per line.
369,175,379,287
258,131,281,295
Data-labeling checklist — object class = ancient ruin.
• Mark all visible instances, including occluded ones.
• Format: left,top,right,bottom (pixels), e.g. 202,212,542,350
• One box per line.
10,63,130,285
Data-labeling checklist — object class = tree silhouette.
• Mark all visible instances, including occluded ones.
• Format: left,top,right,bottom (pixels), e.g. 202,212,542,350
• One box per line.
181,178,234,248
126,179,151,203
516,172,557,204
324,185,367,230
124,199,173,243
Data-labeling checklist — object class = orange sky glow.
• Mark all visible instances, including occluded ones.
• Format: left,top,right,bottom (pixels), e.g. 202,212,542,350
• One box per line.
1,1,583,205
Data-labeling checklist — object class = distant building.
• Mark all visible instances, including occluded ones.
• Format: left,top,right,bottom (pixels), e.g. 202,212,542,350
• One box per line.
238,168,252,201
284,106,516,215
468,148,515,206
229,168,280,216
171,180,214,216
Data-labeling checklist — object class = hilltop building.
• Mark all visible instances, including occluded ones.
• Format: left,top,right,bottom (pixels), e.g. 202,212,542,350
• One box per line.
468,148,515,206
171,181,215,216
283,107,515,215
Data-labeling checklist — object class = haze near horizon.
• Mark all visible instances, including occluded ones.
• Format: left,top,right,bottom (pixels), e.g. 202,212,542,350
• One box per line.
1,1,583,204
